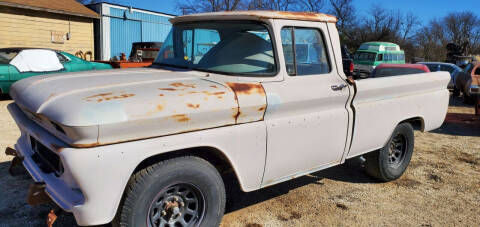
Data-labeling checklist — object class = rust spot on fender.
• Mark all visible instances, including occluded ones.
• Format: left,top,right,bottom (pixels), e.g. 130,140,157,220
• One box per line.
210,85,218,88
171,114,190,122
226,82,265,96
232,108,241,121
187,103,200,109
170,82,196,88
159,94,164,97
157,105,164,111
258,106,266,112
158,88,177,91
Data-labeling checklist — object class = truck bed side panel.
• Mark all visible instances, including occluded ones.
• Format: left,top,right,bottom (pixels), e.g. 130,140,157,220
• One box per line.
347,72,450,158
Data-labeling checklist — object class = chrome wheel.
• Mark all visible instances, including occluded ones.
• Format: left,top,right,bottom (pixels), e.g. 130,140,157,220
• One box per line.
148,183,205,227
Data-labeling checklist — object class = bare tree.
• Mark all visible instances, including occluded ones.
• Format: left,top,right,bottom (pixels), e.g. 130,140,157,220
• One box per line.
298,0,325,12
329,0,355,34
177,0,246,15
247,0,297,11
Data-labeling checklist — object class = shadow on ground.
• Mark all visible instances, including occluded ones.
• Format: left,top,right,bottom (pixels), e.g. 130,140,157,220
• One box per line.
224,159,375,214
0,158,374,226
432,113,480,137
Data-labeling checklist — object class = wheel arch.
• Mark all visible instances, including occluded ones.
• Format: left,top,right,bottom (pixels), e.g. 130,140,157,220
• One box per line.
399,116,425,132
131,146,244,191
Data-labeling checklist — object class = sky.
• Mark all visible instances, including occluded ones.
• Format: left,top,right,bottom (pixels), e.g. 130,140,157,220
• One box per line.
98,0,480,24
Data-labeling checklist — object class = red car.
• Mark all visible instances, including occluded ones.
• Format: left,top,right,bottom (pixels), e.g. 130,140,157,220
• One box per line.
371,63,430,78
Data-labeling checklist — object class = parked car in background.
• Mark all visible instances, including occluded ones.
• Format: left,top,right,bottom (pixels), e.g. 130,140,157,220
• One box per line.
0,48,112,94
370,63,430,78
455,61,480,103
341,45,354,77
353,42,405,78
418,62,462,95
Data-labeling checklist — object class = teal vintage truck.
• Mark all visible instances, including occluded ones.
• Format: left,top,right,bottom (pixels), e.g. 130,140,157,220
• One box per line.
0,48,112,94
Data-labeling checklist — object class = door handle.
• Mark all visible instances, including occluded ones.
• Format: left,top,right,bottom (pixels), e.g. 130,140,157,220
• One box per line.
331,84,347,91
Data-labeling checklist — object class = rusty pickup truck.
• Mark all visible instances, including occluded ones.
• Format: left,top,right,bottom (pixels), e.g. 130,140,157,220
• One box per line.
6,11,450,227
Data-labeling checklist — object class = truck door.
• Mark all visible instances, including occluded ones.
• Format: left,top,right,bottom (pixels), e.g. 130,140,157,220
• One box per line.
261,20,351,186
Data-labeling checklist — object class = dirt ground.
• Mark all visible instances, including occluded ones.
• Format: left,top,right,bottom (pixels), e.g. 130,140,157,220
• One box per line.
0,95,478,227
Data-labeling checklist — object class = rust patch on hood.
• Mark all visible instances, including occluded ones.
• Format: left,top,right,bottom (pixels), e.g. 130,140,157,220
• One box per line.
170,82,197,88
171,114,190,122
187,103,200,109
158,88,177,91
226,82,265,96
84,92,135,102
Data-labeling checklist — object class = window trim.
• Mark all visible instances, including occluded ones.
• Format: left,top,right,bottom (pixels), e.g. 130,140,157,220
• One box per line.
280,26,333,77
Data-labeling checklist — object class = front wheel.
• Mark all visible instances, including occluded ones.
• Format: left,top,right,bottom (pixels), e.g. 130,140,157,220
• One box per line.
364,123,414,181
114,156,226,227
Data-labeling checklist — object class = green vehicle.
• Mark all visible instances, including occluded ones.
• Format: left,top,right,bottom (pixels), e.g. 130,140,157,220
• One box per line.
353,42,405,78
0,48,112,94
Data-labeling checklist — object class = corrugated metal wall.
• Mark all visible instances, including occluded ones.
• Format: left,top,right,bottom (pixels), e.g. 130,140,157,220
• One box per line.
107,7,172,59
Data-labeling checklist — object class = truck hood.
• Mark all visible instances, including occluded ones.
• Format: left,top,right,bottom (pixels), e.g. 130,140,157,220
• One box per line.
10,67,267,147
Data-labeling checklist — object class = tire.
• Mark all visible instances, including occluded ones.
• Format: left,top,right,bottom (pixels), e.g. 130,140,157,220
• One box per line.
364,123,414,181
114,156,226,227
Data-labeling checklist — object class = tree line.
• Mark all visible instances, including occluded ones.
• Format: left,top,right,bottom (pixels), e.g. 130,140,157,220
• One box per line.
176,0,480,62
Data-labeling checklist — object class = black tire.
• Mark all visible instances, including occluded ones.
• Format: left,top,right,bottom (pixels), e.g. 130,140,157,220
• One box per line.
364,123,414,181
114,156,226,227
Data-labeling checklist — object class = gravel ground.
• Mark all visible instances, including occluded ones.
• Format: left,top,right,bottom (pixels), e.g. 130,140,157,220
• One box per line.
0,95,478,227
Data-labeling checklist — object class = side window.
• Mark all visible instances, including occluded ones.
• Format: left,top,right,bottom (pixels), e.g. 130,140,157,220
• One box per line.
57,53,70,63
377,54,383,61
281,27,330,76
281,27,295,75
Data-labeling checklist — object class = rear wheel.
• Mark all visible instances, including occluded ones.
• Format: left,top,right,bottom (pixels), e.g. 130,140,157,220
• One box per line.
364,123,414,181
114,156,226,227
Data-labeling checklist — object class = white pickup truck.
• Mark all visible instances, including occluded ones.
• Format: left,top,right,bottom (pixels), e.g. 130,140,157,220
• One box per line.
6,11,450,227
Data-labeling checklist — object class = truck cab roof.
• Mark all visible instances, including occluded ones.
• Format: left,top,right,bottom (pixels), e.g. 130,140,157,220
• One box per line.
170,11,338,24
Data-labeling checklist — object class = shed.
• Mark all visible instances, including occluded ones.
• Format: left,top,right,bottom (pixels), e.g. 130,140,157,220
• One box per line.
0,0,99,58
87,2,174,61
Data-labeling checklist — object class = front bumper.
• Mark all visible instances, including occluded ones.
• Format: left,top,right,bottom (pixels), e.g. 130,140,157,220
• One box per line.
7,103,133,226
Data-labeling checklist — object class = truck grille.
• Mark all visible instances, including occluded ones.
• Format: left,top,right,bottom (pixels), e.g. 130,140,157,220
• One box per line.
30,137,63,176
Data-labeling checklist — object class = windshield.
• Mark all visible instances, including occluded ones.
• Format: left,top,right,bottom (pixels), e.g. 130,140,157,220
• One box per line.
155,21,276,76
0,49,19,64
354,52,376,61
